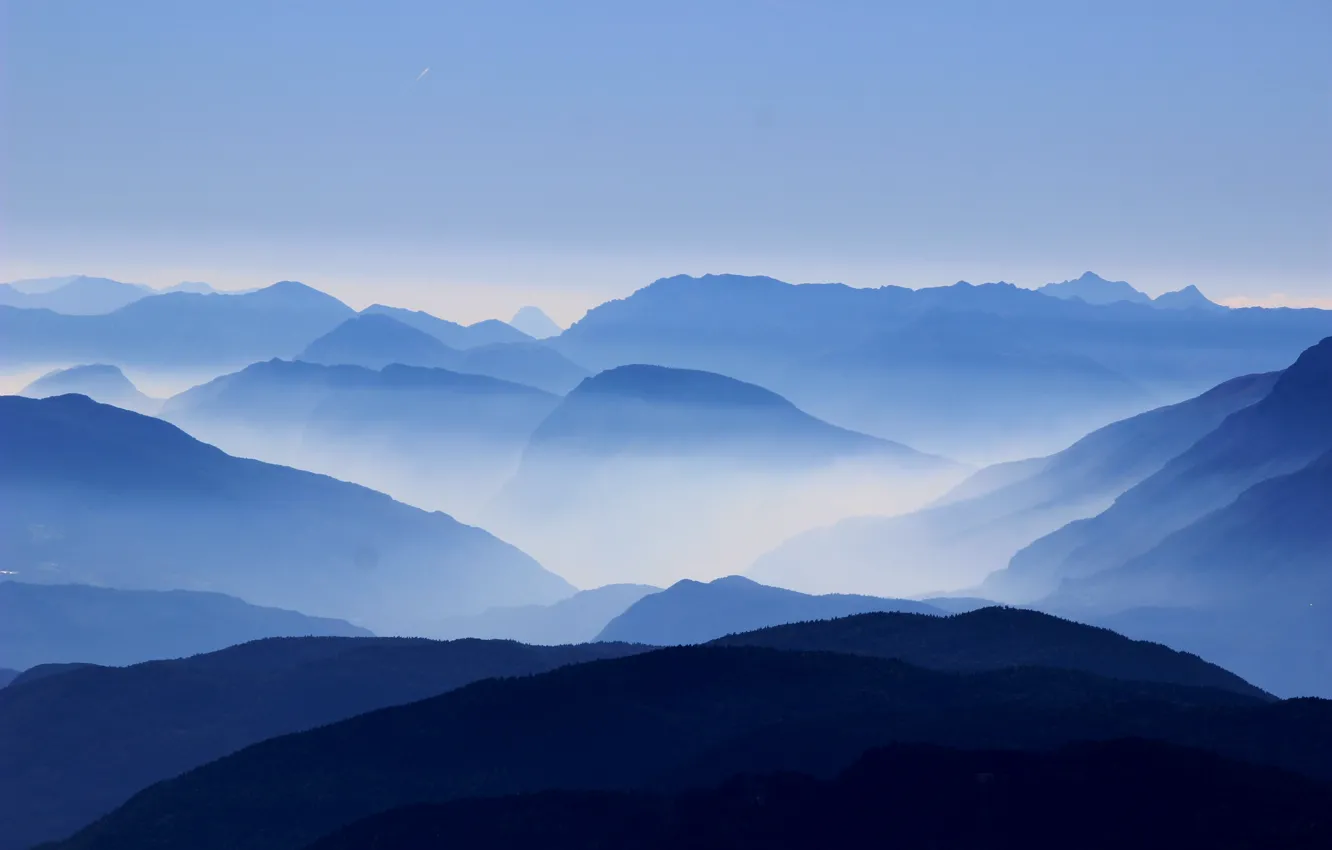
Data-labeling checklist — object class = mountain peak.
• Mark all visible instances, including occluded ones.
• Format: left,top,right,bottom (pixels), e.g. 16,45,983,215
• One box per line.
1152,285,1225,312
1038,272,1151,306
510,306,562,339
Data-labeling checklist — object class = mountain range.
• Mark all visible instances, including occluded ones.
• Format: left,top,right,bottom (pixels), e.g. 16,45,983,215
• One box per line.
749,369,1280,597
161,358,563,517
0,637,645,850
550,273,1332,459
45,638,1321,850
0,393,572,631
1037,271,1226,312
300,313,588,393
0,581,369,671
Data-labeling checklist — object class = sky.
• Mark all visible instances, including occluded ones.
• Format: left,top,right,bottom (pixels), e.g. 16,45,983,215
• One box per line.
2,0,1329,324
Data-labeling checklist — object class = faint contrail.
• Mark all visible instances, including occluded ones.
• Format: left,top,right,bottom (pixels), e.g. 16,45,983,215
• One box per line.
416,67,430,82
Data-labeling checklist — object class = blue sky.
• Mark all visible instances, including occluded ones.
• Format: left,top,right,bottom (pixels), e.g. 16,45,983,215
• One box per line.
3,0,1328,322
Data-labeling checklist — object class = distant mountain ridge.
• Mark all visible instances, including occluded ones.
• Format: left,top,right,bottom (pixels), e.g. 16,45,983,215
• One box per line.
0,276,153,315
0,581,369,670
361,304,534,348
510,305,563,338
0,280,355,367
302,314,587,393
596,576,944,645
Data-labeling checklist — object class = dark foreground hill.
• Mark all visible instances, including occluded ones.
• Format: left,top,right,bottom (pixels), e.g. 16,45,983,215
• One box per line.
0,394,571,630
46,645,1330,850
307,739,1332,850
0,669,16,688
710,607,1266,699
0,637,645,850
0,582,368,670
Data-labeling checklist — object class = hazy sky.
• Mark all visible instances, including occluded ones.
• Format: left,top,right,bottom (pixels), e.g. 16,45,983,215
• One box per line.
3,0,1329,323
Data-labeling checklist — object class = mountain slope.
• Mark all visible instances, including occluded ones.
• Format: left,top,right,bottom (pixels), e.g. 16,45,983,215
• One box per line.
308,740,1332,850
0,394,572,630
749,370,1279,597
993,336,1332,601
710,607,1265,698
488,365,957,588
596,576,943,645
46,645,1327,850
21,364,158,413
0,281,355,367
0,637,645,850
0,581,369,671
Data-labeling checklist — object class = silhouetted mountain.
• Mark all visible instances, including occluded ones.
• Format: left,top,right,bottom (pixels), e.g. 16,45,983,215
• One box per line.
300,313,462,370
510,305,563,339
361,304,534,348
487,365,956,588
164,281,216,294
596,576,943,645
0,581,370,671
551,274,1332,458
0,276,152,315
1153,284,1226,312
1038,271,1152,305
0,637,646,850
710,607,1265,698
0,669,16,689
433,584,660,644
994,336,1332,602
302,314,587,393
750,370,1279,597
21,364,158,413
525,364,934,464
161,359,561,516
0,394,572,631
0,281,355,367
45,644,1331,850
307,740,1332,850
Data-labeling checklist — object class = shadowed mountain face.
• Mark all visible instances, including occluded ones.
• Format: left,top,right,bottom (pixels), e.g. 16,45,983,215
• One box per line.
487,365,961,588
0,394,572,631
432,584,661,644
709,607,1265,699
362,304,534,348
21,364,159,414
551,274,1332,460
161,359,562,518
596,576,944,646
510,305,563,339
993,336,1332,603
749,371,1279,597
307,740,1332,850
44,641,1330,850
0,637,647,850
301,314,587,393
1038,271,1153,305
0,281,355,368
0,276,152,315
0,581,370,671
